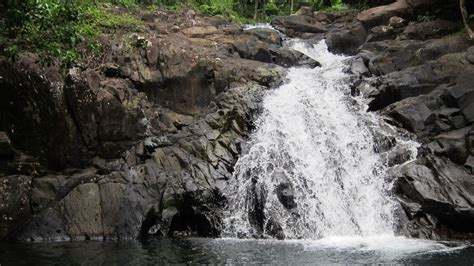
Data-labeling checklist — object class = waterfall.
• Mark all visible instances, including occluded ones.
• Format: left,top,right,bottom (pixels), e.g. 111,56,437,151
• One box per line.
222,39,419,240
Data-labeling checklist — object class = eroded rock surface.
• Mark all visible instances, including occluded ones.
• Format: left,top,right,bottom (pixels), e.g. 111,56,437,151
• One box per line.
0,8,302,241
346,1,474,240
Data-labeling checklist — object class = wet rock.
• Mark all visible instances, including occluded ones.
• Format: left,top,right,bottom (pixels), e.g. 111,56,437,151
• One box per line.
276,182,297,210
325,22,366,55
0,175,32,239
265,216,285,240
246,28,282,45
386,148,413,167
359,40,426,76
356,0,411,28
385,97,435,134
402,20,460,41
232,36,320,68
58,183,103,239
394,156,474,238
0,132,14,158
373,132,397,153
345,56,370,77
432,127,471,165
247,179,267,236
440,74,474,124
368,63,445,111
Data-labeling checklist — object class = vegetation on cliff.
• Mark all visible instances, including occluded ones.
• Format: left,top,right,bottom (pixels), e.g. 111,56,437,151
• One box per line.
0,0,375,67
0,0,472,67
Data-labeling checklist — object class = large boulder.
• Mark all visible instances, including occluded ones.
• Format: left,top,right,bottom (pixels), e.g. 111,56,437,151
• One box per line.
431,127,472,165
272,15,327,36
366,63,445,111
415,35,471,64
357,0,411,28
385,97,435,134
246,28,282,45
394,156,474,239
377,69,473,139
359,39,426,76
325,22,367,55
232,35,320,68
402,20,460,41
439,73,474,124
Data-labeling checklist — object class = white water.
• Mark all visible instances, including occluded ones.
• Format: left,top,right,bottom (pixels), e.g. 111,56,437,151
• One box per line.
222,39,419,240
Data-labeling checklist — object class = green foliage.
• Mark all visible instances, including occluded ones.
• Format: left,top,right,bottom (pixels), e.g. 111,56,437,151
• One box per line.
417,13,436,22
111,0,139,8
1,0,144,68
323,0,348,12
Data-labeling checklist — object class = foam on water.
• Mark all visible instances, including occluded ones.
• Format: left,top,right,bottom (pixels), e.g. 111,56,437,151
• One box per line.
222,38,419,240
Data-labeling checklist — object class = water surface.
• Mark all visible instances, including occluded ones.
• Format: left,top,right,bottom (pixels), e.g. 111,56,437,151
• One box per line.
1,237,473,265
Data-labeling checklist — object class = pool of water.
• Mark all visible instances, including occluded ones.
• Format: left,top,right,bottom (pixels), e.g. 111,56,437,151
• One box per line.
1,236,473,265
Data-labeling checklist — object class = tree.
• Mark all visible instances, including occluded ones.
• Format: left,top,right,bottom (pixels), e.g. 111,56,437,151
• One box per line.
460,0,474,40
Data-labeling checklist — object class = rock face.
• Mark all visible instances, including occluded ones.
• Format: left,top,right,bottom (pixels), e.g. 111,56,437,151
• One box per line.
325,22,367,55
0,9,303,241
357,0,410,27
349,0,474,240
394,156,474,239
232,35,320,68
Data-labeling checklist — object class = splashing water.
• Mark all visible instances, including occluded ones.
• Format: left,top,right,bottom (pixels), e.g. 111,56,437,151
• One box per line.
222,39,419,240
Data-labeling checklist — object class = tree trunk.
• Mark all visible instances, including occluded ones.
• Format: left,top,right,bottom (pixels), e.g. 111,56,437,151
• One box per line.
254,0,258,20
290,0,294,14
460,0,474,40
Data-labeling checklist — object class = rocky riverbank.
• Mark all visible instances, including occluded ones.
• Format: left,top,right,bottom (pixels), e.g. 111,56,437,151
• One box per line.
1,0,473,241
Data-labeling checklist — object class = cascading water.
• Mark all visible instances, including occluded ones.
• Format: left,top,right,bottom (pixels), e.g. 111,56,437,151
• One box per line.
222,37,419,240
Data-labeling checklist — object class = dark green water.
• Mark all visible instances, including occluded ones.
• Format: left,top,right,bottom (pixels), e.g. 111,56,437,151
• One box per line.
1,237,473,265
